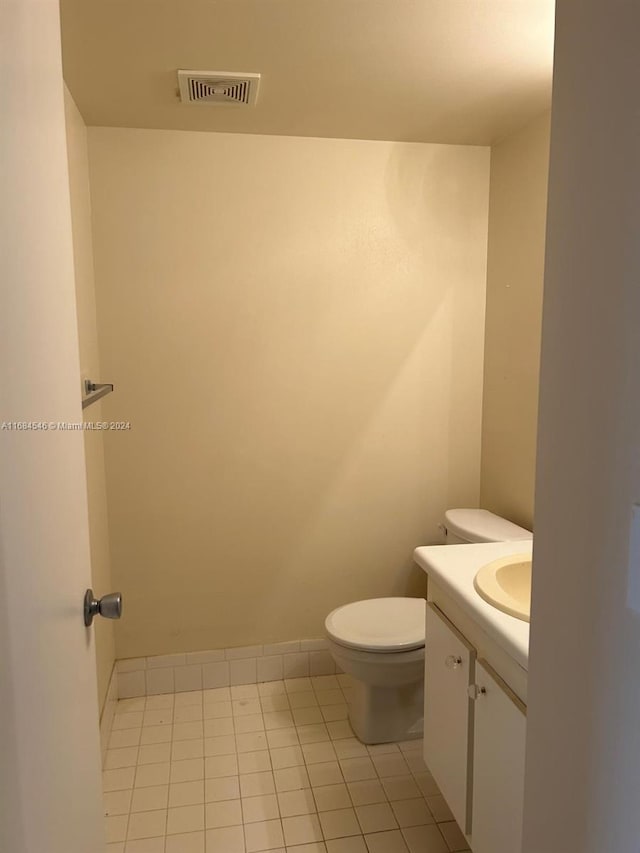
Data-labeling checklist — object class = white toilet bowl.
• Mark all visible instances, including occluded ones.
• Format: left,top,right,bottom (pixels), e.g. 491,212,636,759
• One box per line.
325,508,533,745
325,597,425,744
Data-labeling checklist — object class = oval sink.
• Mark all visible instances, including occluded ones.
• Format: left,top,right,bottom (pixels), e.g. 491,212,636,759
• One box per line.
474,554,532,622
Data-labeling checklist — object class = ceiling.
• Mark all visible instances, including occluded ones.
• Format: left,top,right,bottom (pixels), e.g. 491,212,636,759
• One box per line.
60,0,555,145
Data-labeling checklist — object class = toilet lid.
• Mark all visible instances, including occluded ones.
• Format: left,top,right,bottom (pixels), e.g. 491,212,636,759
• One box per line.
325,597,425,653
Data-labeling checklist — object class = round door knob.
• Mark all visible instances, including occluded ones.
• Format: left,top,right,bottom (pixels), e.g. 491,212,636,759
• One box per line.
84,589,123,627
445,655,462,670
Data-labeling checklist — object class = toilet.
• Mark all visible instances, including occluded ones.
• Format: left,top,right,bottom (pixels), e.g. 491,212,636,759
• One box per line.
325,508,533,744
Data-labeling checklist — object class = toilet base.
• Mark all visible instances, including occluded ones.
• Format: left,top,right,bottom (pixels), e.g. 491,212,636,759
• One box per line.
348,678,424,744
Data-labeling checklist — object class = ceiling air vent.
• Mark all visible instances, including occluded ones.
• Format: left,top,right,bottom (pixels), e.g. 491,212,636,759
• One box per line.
177,70,261,107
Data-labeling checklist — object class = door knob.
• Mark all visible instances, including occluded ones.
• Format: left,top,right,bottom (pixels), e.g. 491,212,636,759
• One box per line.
84,589,123,627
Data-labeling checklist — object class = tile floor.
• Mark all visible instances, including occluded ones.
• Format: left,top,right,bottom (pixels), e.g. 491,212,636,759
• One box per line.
103,674,470,853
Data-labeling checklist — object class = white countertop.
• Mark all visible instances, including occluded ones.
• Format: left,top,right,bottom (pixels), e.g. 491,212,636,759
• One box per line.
414,541,532,670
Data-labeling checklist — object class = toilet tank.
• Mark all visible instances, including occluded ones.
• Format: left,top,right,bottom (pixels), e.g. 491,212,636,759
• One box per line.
443,508,532,544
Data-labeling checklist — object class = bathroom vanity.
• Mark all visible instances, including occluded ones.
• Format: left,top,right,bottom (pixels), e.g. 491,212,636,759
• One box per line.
414,541,533,853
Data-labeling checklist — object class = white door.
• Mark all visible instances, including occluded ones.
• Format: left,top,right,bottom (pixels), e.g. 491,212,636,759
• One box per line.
472,659,527,853
0,2,105,852
424,603,475,834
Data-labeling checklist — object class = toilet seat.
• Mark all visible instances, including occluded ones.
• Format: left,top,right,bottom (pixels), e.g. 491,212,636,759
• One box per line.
325,597,425,653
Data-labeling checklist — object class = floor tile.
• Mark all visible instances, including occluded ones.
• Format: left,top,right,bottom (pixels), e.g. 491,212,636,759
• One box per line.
270,745,304,769
204,701,233,720
312,783,351,812
135,764,170,789
105,815,128,843
318,808,361,840
138,743,171,765
266,728,299,749
381,776,421,802
146,695,174,710
339,757,376,783
113,712,144,731
260,694,290,712
297,724,330,744
390,799,434,828
127,809,167,840
281,813,323,846
273,765,310,792
174,721,204,741
105,748,139,770
204,687,232,703
206,776,241,803
325,838,367,853
364,829,409,853
231,684,259,700
244,818,285,852
425,795,454,823
205,754,238,779
302,742,336,765
437,820,469,851
175,705,204,723
293,707,324,726
326,721,354,741
238,750,272,774
110,729,142,749
240,771,276,797
165,830,205,853
124,837,165,853
205,824,246,853
104,789,133,817
205,735,237,756
235,714,265,734
172,739,205,761
169,780,205,807
355,803,397,834
205,798,242,828
288,691,319,709
130,785,169,814
277,788,316,817
140,725,172,745
285,678,313,693
401,824,448,853
242,793,280,823
167,803,205,834
104,768,136,793
333,740,368,760
103,684,468,853
233,698,263,716
371,754,410,779
306,762,344,787
347,780,386,806
171,758,205,783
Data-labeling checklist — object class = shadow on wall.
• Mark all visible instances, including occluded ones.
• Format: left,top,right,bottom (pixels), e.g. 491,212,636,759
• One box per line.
89,129,489,656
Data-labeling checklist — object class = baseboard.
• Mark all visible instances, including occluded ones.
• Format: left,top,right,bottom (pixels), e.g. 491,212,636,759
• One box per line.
115,638,339,700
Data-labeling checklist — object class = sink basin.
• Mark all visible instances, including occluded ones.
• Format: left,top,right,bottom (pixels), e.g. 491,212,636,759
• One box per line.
474,554,532,622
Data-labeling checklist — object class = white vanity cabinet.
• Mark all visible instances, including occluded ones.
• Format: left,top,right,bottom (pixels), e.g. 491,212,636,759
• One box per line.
471,660,527,853
424,602,527,853
424,603,475,834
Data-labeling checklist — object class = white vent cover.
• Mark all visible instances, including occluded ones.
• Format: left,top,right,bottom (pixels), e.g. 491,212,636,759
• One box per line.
177,70,261,106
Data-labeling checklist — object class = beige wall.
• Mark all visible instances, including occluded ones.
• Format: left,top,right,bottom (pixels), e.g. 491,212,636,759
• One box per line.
480,112,551,530
87,128,490,659
64,89,115,710
524,2,640,849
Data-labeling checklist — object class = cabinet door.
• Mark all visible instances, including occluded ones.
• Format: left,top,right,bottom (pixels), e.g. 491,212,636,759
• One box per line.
471,659,527,853
424,603,475,834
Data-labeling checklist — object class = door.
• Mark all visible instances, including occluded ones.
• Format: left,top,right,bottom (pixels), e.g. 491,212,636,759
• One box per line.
472,659,527,853
424,603,475,834
0,2,105,852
